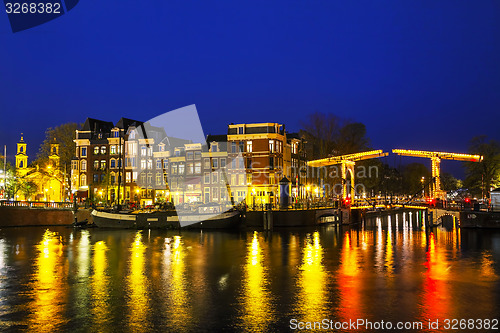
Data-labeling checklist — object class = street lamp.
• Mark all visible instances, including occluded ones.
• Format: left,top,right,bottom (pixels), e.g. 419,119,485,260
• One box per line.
421,177,425,198
135,188,140,208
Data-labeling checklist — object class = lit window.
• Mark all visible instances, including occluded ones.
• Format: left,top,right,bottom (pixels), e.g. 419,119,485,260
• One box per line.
194,162,201,174
94,146,99,155
212,187,219,200
100,146,106,155
178,163,185,174
147,159,152,169
126,172,131,183
246,141,252,153
100,160,106,170
81,160,87,171
141,159,146,170
110,145,117,154
141,146,147,156
80,174,86,186
239,174,245,185
94,160,99,170
269,140,275,153
187,162,194,175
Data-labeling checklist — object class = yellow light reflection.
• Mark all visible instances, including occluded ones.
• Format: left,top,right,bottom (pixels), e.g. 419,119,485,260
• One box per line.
77,230,90,278
28,230,66,331
480,251,498,280
420,232,451,322
297,232,327,322
241,231,272,332
92,241,110,331
385,216,394,276
338,231,363,321
127,232,149,331
170,235,190,326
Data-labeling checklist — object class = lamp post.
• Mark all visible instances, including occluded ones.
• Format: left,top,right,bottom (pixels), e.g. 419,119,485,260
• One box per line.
421,177,425,198
135,188,140,208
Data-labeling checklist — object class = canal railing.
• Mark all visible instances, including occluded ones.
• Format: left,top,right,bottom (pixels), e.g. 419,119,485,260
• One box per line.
0,201,74,209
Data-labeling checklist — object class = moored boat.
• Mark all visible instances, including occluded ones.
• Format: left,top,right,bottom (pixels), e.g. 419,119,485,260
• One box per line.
91,208,242,229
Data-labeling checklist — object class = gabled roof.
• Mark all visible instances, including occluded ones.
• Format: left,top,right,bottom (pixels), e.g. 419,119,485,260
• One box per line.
81,118,114,132
115,117,143,130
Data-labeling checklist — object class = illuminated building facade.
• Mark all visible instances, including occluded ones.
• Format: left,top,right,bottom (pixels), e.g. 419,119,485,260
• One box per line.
72,119,309,207
14,135,65,201
227,123,288,206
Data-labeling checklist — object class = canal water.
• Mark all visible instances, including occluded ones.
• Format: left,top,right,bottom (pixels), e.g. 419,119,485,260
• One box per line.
0,221,498,332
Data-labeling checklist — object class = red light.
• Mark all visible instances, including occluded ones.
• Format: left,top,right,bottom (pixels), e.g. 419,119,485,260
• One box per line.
465,198,470,203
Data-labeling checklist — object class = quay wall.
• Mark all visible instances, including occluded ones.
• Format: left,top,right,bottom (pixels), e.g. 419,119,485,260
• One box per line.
244,208,338,228
0,206,83,227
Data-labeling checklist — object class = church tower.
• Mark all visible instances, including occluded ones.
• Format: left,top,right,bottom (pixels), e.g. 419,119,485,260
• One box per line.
49,137,60,169
15,134,28,174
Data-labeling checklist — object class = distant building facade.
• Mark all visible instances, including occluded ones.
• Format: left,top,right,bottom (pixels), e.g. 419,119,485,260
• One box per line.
71,119,309,207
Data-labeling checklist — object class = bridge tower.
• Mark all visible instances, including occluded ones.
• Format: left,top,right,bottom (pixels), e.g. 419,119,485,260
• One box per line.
307,150,388,199
392,149,483,199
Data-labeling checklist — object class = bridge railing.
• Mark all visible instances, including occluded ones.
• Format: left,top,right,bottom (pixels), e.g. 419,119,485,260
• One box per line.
0,200,74,209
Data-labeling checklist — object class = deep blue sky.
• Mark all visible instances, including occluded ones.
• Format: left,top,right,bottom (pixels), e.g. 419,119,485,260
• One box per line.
1,0,499,177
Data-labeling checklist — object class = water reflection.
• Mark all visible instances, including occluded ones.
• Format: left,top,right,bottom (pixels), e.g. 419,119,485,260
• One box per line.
420,232,451,322
127,231,149,332
241,231,272,332
338,231,364,321
92,241,110,331
74,230,91,323
297,231,327,322
161,235,191,330
0,224,496,332
28,230,66,331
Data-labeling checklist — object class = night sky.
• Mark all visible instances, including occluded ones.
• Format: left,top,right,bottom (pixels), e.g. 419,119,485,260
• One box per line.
1,0,499,177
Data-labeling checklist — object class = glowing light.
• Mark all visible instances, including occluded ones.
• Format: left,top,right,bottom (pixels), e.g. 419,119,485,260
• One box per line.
241,231,272,331
297,232,327,322
308,150,388,167
28,230,65,331
126,232,149,330
338,231,363,321
92,241,110,330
